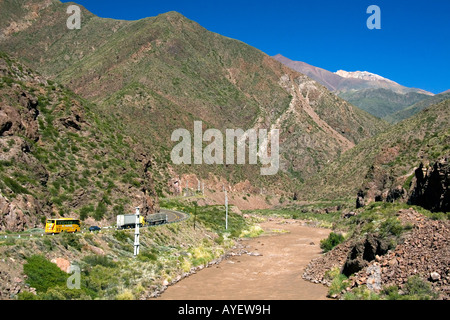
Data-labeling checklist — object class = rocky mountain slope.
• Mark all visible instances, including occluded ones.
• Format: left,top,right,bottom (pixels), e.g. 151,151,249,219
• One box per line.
274,54,433,121
338,88,432,120
385,91,450,124
0,53,158,231
298,98,450,203
0,0,388,194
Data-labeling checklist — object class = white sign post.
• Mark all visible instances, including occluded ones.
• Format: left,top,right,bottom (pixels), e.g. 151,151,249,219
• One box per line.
134,207,140,256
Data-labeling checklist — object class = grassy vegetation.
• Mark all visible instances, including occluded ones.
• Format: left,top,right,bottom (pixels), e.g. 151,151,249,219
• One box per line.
160,198,253,238
325,268,350,297
338,88,430,120
320,232,345,253
340,275,439,300
245,202,434,244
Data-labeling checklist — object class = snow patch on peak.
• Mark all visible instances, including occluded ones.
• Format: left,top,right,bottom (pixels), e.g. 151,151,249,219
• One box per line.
335,70,396,84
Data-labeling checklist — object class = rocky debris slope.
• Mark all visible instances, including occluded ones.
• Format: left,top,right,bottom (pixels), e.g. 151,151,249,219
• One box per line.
303,208,450,299
347,209,449,299
303,240,354,286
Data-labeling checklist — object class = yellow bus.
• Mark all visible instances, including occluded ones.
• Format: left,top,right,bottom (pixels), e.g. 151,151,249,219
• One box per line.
45,218,81,234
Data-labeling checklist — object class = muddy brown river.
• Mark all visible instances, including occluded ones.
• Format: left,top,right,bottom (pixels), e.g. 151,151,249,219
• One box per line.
156,218,331,300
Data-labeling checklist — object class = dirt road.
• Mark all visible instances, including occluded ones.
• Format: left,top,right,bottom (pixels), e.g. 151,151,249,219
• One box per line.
157,218,331,300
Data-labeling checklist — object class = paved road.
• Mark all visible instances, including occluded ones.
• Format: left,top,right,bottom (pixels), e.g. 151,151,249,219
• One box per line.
0,209,190,239
161,208,189,224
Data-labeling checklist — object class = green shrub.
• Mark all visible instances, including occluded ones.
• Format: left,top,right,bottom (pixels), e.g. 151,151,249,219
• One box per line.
379,217,404,237
83,255,117,268
320,232,345,252
79,204,94,220
328,273,349,297
2,176,30,194
342,286,381,300
403,275,438,300
61,233,82,251
382,285,403,300
93,202,107,221
380,276,438,300
113,231,131,243
23,255,67,293
85,265,119,293
17,291,37,300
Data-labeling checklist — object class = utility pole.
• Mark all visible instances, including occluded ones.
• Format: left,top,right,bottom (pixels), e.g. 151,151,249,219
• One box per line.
134,207,140,256
225,190,228,230
193,201,197,230
185,180,188,197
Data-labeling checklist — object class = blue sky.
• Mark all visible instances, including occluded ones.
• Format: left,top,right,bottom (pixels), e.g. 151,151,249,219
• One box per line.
62,0,450,94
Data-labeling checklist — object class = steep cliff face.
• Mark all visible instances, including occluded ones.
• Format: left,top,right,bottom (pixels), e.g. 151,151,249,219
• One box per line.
0,53,158,231
354,155,449,213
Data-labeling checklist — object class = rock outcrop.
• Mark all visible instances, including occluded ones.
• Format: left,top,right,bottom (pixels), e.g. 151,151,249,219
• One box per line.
0,194,42,232
356,155,449,213
341,234,390,277
408,156,449,212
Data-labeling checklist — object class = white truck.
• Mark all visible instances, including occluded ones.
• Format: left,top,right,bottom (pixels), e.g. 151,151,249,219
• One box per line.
116,213,168,229
116,214,145,230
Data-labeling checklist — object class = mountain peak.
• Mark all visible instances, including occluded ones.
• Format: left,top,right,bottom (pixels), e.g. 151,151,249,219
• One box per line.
335,70,397,84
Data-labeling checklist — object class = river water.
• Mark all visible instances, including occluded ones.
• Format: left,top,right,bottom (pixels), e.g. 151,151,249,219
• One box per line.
156,218,331,300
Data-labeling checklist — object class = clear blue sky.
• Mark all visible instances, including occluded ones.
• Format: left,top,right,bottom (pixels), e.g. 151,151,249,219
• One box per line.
62,0,450,94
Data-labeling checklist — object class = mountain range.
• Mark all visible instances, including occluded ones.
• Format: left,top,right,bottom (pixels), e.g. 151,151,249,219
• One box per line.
273,54,436,121
0,1,387,189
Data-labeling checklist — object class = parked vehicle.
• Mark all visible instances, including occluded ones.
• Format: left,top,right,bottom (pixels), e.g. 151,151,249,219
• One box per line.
89,226,101,232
